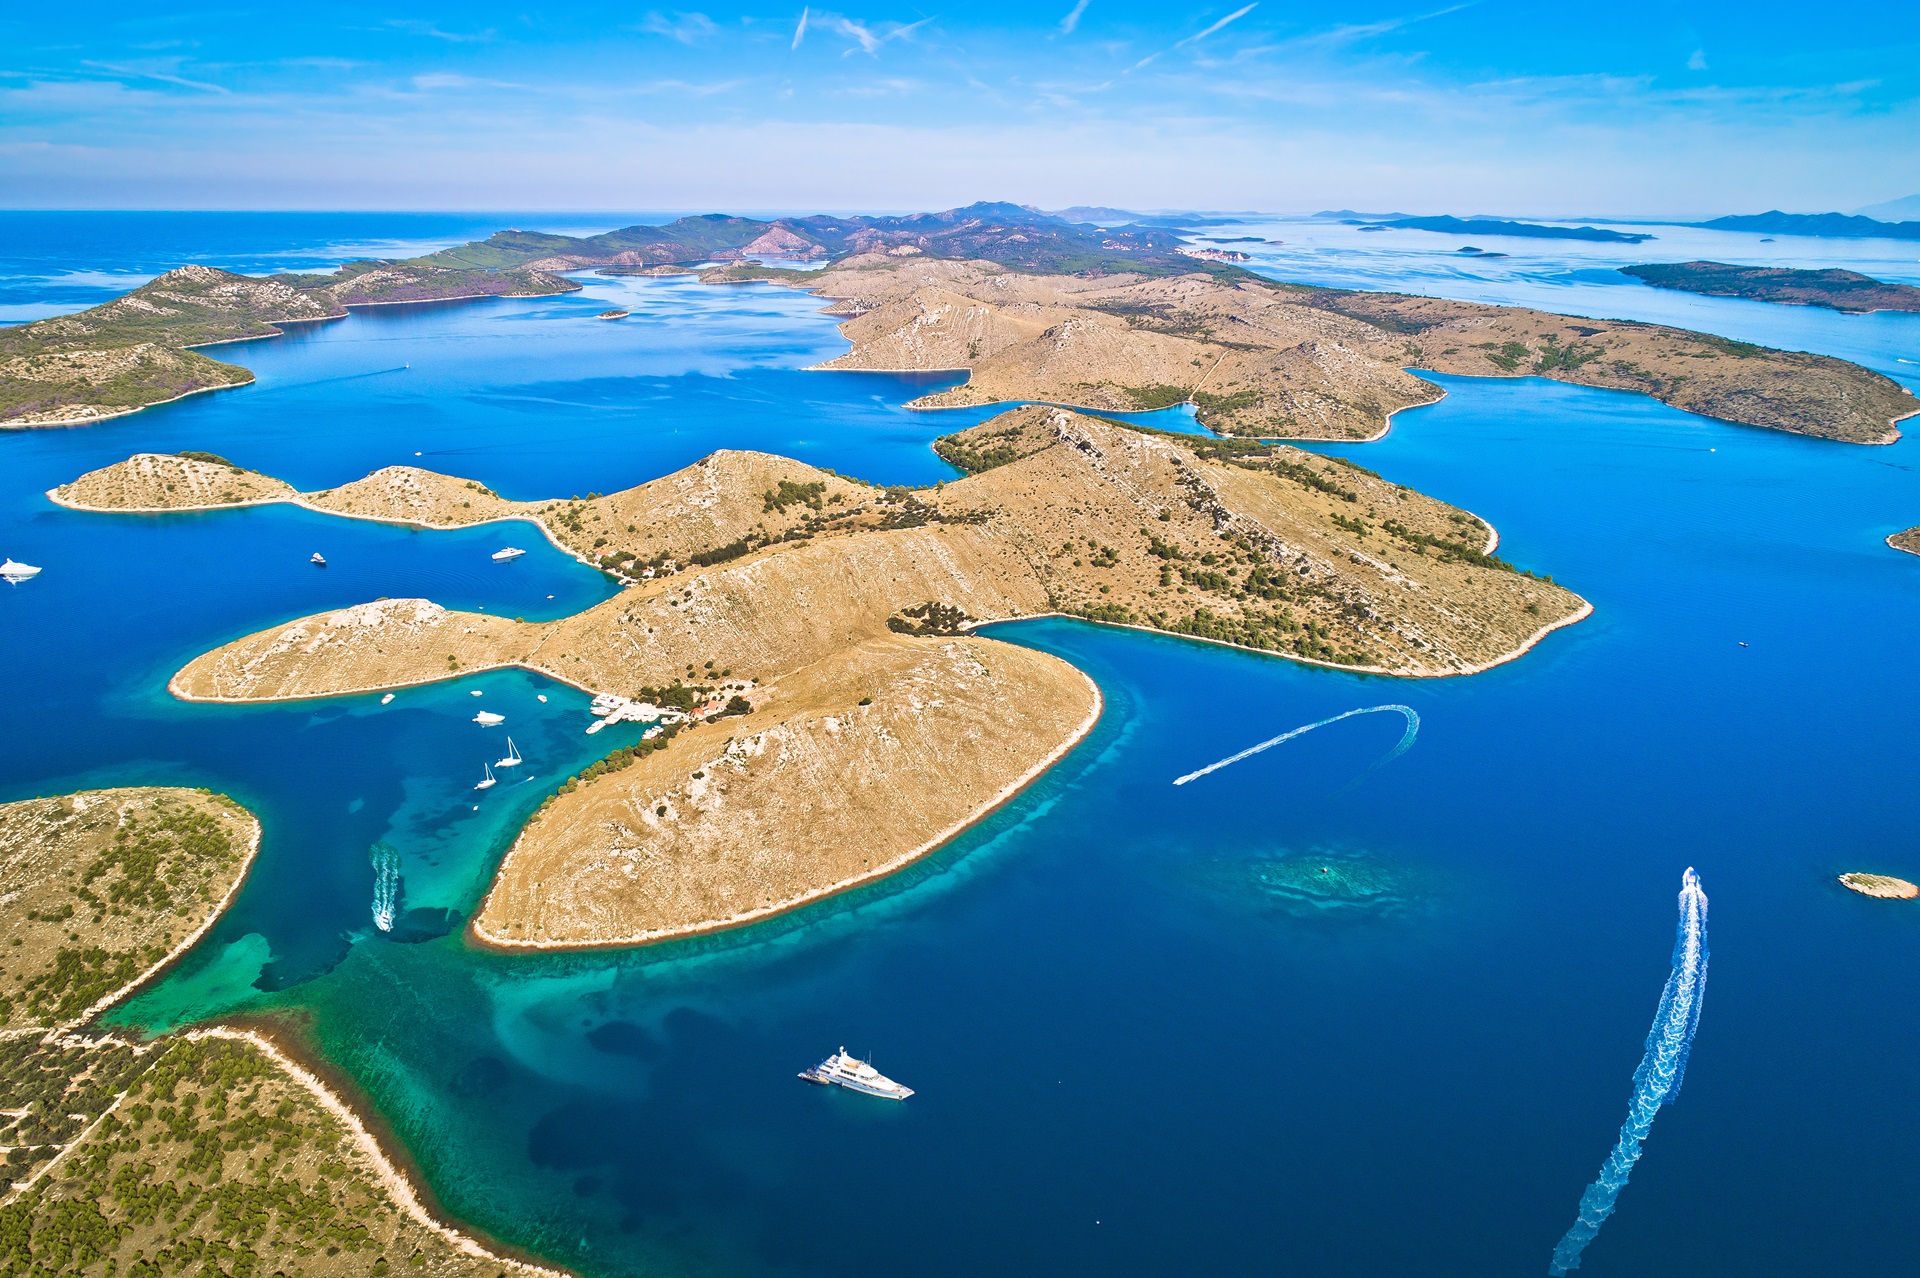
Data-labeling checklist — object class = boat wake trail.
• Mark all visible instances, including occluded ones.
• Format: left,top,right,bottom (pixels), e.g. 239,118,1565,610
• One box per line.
370,842,402,933
1549,867,1709,1275
1171,705,1419,786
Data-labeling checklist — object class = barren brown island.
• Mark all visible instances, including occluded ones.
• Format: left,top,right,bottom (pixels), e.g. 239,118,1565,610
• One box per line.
0,787,560,1276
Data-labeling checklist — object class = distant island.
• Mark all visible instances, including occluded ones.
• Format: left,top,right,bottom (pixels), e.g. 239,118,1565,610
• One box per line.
1693,211,1920,241
1621,261,1920,313
1891,528,1920,556
1354,216,1655,244
5,204,1915,445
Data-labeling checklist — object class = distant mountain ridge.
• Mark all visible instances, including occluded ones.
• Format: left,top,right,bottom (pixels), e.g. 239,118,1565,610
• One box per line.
421,202,1216,277
1694,211,1920,241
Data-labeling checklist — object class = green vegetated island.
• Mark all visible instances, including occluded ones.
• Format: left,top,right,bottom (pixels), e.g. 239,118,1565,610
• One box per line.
1693,211,1920,241
1621,261,1920,314
0,787,558,1277
1891,528,1920,556
5,203,1916,445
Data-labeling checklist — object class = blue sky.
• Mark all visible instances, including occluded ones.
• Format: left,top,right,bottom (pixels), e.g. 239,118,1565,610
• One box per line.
4,2,1916,215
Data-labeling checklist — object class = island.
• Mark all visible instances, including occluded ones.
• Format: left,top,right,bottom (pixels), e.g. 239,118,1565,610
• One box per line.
1891,528,1920,556
7,205,1915,446
1354,216,1655,244
0,787,554,1276
1692,211,1920,241
1620,262,1920,313
1837,872,1919,899
63,403,1590,946
1,261,579,427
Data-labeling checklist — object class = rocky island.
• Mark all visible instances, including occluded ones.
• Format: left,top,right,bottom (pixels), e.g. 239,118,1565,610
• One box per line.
0,787,554,1277
1837,872,1920,899
1891,528,1920,556
64,401,1587,946
1621,261,1920,313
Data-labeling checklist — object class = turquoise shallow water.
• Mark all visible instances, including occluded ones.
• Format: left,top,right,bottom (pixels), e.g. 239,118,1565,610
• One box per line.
4,217,1920,1277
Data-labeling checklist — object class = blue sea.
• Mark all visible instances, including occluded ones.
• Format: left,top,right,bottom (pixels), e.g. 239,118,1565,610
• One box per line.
3,212,1919,1277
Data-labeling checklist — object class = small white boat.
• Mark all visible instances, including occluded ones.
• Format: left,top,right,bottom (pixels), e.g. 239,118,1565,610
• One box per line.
473,710,505,726
470,690,483,697
492,547,527,562
537,694,548,703
475,763,496,791
0,558,41,582
310,553,327,567
495,737,523,769
584,718,607,735
381,693,395,705
799,1048,913,1100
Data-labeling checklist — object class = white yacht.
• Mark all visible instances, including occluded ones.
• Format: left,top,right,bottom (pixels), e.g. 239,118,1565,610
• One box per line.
310,553,326,566
473,710,505,726
0,559,41,582
495,737,523,768
491,547,526,562
475,763,496,791
381,693,395,705
799,1048,914,1100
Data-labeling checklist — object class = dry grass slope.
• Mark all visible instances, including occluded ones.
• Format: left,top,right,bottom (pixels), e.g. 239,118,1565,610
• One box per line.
0,788,257,1031
735,255,1915,444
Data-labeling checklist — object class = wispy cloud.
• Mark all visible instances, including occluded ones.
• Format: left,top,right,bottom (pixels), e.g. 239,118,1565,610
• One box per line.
829,14,934,57
641,11,719,44
79,60,228,94
1059,0,1090,35
384,19,496,43
793,7,810,50
1272,2,1476,54
1688,49,1708,72
1130,3,1256,71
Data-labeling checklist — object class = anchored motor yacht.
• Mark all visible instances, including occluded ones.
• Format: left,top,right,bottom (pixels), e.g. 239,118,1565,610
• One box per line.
491,547,526,562
799,1048,913,1100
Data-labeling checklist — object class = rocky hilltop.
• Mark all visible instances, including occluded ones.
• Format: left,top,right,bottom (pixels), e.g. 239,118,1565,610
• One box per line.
1,261,577,427
739,254,1916,443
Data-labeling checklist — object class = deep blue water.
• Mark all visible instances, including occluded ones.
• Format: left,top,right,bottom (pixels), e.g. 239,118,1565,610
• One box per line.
3,215,1919,1277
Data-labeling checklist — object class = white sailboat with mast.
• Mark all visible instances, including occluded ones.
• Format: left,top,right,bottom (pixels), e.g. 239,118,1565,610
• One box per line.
475,762,496,791
495,737,523,769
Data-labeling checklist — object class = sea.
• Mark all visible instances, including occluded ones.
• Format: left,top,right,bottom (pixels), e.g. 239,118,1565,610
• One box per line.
2,210,1918,1277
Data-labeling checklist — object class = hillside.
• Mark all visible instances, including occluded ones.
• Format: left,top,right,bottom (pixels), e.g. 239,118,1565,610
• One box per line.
1620,261,1920,313
1,262,577,427
0,787,554,1277
767,254,1916,444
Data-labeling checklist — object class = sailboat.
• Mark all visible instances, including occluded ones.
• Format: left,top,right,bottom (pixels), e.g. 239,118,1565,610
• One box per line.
475,763,496,791
495,737,524,769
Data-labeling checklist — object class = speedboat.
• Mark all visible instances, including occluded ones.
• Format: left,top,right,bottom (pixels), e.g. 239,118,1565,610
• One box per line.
799,1048,913,1100
381,693,395,705
473,710,505,726
491,547,526,562
0,559,41,583
310,553,327,566
475,763,497,791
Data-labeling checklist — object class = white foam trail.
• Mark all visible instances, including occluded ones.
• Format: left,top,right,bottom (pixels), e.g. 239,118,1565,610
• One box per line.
1171,704,1420,786
370,842,402,933
1549,867,1709,1275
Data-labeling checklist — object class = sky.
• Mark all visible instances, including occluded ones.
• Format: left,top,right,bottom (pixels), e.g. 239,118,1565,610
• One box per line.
3,2,1917,216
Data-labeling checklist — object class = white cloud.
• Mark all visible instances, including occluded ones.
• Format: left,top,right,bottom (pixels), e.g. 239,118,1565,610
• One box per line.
1688,49,1708,72
1060,0,1091,35
1131,3,1256,71
793,7,810,50
641,12,721,44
